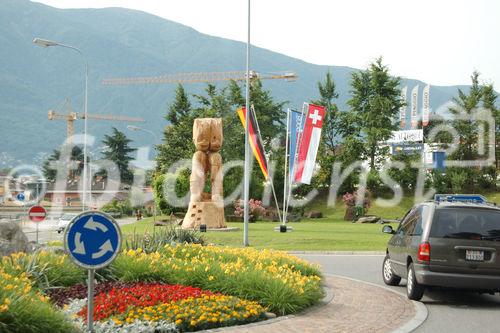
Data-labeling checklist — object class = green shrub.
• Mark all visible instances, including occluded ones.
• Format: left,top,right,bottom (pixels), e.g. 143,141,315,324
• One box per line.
1,251,86,289
124,226,206,253
0,265,78,333
450,170,468,193
101,198,133,216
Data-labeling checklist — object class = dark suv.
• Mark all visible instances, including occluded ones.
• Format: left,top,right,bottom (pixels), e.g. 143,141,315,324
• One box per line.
382,194,500,300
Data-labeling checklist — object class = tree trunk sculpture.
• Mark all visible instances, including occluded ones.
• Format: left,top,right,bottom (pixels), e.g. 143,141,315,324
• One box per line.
182,118,226,229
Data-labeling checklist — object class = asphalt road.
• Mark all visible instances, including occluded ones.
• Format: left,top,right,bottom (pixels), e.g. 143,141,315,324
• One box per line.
298,254,500,333
21,217,137,244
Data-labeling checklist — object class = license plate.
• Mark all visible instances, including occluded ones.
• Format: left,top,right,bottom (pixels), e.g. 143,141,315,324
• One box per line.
466,250,484,261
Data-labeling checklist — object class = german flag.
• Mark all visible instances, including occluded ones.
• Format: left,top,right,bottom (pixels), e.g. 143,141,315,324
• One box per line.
236,106,269,179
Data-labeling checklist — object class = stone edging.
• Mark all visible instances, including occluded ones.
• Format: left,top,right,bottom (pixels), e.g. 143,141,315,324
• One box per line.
329,274,428,333
288,250,386,255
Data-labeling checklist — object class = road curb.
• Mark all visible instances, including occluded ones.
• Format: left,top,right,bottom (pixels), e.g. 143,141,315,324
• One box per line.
289,250,385,255
328,274,428,333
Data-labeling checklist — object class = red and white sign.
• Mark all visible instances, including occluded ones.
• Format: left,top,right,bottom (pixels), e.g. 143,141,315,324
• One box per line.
28,206,46,223
294,104,326,185
422,85,430,127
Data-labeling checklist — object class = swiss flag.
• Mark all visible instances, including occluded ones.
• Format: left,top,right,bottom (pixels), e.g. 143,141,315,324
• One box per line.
294,104,326,184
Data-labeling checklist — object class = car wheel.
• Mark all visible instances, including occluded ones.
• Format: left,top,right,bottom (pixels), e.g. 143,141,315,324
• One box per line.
407,263,425,301
382,255,401,286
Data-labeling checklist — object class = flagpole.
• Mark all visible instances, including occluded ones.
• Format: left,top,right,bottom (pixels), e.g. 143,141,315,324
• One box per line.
243,0,251,247
249,105,282,224
282,109,290,225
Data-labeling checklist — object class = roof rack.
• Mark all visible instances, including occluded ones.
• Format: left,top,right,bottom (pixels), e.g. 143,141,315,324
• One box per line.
434,194,489,204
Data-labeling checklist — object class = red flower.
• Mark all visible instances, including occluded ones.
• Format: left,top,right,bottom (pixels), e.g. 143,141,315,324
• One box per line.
78,283,213,321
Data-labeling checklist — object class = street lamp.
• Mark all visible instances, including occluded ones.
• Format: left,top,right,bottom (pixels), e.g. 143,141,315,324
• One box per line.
127,125,159,142
127,125,158,223
33,37,89,212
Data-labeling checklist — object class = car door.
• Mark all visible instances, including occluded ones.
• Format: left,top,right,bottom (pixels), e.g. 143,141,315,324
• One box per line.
401,206,424,269
389,208,417,276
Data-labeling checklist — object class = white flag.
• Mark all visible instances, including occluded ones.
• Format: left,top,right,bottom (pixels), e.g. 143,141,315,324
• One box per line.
399,86,407,129
411,85,419,129
422,85,430,127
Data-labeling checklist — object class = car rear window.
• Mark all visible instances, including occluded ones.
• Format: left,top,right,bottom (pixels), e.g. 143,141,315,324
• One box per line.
430,208,500,240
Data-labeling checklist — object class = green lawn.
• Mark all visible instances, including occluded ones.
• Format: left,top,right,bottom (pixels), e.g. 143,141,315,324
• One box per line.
121,196,418,251
121,193,500,251
122,219,399,251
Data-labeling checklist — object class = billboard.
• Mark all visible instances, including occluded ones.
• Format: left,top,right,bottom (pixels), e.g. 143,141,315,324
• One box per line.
386,129,424,143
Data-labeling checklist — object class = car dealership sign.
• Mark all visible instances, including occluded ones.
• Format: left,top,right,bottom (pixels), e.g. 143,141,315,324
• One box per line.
386,129,423,143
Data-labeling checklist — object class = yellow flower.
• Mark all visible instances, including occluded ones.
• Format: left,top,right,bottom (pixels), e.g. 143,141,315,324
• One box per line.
208,275,214,281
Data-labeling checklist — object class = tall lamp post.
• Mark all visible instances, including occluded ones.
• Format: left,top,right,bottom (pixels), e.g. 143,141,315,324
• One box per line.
243,0,251,246
127,125,158,222
127,125,159,142
33,38,89,212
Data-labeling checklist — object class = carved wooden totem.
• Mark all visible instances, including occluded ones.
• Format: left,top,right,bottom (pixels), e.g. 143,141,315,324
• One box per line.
182,118,226,229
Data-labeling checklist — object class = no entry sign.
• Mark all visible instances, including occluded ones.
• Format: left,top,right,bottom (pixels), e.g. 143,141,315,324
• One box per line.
28,206,46,223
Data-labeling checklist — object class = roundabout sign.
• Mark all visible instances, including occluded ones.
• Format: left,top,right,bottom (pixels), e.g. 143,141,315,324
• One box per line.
64,211,121,269
64,211,122,332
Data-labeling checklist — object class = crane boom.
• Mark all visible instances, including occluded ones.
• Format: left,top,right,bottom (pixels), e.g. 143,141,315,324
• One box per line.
82,114,145,122
47,98,145,145
101,70,298,86
48,111,144,123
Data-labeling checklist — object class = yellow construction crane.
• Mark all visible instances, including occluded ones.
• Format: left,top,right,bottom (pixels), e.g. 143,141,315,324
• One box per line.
101,70,298,86
47,98,145,144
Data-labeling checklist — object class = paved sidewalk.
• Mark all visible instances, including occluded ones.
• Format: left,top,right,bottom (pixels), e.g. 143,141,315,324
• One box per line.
216,275,417,333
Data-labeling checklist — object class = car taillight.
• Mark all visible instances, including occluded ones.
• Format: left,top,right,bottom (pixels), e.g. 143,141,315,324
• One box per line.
418,242,430,262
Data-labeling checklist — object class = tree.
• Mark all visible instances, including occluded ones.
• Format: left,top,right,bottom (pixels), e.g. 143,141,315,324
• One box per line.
101,127,137,184
425,72,498,192
481,83,499,169
448,71,483,161
154,80,286,213
155,85,195,174
42,146,84,181
311,72,340,187
347,57,403,170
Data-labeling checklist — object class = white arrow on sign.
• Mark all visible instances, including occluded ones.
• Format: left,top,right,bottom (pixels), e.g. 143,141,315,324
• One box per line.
73,232,86,255
84,217,108,233
92,240,114,259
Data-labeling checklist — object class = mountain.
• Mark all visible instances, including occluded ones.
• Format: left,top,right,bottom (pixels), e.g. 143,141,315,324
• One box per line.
0,0,481,166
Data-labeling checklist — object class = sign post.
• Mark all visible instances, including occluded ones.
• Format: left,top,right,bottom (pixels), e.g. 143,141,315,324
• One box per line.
28,205,46,243
16,193,26,227
64,211,121,333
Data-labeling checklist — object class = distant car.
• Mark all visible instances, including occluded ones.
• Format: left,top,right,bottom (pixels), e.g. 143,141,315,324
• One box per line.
57,213,77,233
382,194,500,301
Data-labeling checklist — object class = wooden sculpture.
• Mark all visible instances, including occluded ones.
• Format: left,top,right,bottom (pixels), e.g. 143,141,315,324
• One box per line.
182,118,226,229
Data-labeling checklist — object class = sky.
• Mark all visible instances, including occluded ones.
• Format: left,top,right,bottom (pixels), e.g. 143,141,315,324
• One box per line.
33,0,500,87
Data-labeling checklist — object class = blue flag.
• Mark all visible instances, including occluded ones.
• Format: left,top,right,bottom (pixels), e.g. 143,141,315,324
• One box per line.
288,108,305,184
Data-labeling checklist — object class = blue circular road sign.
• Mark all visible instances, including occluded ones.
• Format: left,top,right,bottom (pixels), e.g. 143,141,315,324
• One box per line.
16,193,25,201
64,211,122,269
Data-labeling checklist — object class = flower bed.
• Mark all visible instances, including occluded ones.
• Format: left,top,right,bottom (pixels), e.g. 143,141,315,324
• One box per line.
119,294,265,332
112,244,323,315
60,282,265,332
80,283,213,321
0,244,323,332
